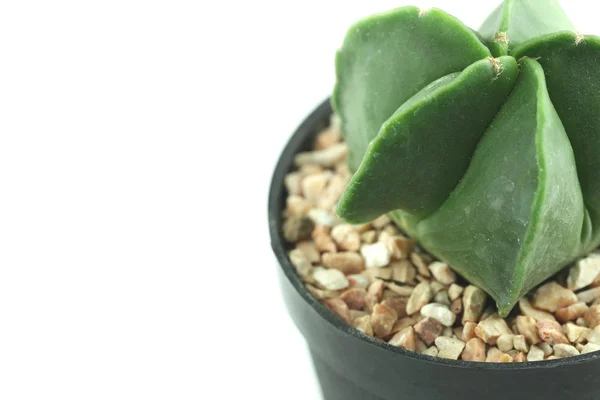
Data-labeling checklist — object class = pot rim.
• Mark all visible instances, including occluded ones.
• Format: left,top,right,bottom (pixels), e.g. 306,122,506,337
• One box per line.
268,97,600,371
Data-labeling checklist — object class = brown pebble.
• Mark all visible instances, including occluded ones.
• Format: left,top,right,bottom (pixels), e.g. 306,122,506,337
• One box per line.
296,241,320,264
389,327,416,351
365,280,385,311
461,338,486,362
323,298,351,324
360,230,377,244
513,352,527,362
516,316,541,345
411,253,431,278
322,252,364,275
462,286,487,324
340,288,367,310
331,224,361,251
584,304,600,327
371,304,398,338
475,315,512,345
406,282,434,315
314,125,341,150
391,260,416,283
390,317,418,336
353,315,374,336
537,320,569,345
519,298,556,322
451,298,463,315
532,282,578,312
555,302,589,324
314,234,337,253
283,215,314,243
381,297,408,319
463,321,478,342
414,317,443,346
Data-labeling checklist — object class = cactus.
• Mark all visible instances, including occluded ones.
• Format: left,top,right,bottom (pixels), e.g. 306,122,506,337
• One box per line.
333,0,600,316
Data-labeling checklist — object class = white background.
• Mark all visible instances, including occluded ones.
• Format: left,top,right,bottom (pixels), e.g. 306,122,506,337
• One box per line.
0,1,594,399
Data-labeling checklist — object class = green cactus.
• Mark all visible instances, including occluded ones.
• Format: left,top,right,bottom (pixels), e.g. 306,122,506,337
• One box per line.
333,1,600,316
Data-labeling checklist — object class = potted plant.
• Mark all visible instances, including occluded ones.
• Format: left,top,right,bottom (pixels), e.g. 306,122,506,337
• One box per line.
268,1,600,399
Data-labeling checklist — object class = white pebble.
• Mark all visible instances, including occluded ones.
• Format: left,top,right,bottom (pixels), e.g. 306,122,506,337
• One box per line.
313,267,349,291
360,242,392,269
421,303,456,327
308,209,336,226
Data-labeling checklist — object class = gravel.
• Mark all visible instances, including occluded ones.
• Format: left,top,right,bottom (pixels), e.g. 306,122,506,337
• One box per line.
282,120,600,362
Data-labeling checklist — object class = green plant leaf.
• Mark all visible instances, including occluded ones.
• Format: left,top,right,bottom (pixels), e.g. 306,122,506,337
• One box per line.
332,6,491,172
336,56,518,223
479,0,575,57
413,59,585,316
513,33,600,248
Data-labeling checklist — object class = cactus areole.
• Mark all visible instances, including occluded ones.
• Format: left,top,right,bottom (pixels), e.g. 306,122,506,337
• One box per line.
333,0,600,317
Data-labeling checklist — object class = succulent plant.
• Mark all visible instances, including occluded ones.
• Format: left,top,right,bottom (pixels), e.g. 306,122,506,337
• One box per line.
333,0,600,316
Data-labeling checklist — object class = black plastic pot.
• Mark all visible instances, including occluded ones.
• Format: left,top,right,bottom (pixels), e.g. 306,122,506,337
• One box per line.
268,98,600,400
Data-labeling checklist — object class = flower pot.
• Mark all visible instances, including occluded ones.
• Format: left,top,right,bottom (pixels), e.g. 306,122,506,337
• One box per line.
268,98,600,400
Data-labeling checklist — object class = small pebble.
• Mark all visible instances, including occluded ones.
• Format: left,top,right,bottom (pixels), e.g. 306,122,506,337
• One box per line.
360,242,392,269
340,288,367,310
284,215,314,242
581,343,600,354
331,224,361,251
564,323,590,343
308,208,337,227
527,345,545,362
448,284,464,301
429,262,456,285
353,315,374,336
414,317,443,346
462,321,478,342
322,252,365,275
391,260,416,283
406,282,433,315
513,335,529,353
537,320,569,345
584,304,600,327
296,241,320,264
462,286,487,324
555,302,589,323
538,342,554,356
567,254,600,290
434,290,451,306
323,298,351,323
461,338,486,362
475,315,512,345
587,326,600,345
347,274,370,289
421,346,439,357
389,327,416,351
289,249,314,280
553,344,580,358
577,287,600,304
516,316,541,345
435,337,465,360
313,267,349,291
365,280,385,311
371,303,398,338
410,253,431,278
497,334,515,352
519,298,556,321
532,282,577,312
421,303,456,327
381,297,408,319
295,143,348,167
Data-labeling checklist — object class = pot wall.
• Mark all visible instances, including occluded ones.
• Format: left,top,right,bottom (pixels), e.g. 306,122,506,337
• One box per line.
269,99,600,400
